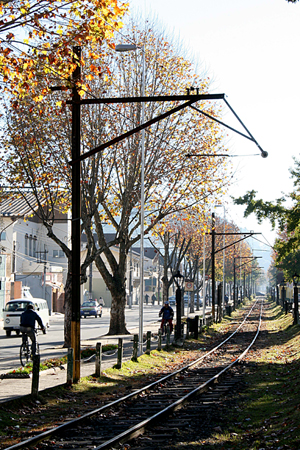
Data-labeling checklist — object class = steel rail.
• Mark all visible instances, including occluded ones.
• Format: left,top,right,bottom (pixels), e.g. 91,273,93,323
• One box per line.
95,298,264,450
5,298,263,450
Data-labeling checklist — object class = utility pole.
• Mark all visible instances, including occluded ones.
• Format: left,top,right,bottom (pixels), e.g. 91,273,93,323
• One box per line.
71,46,81,382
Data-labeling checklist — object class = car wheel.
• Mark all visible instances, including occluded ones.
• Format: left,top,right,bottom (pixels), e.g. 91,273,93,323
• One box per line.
16,330,20,336
95,314,97,318
6,330,11,337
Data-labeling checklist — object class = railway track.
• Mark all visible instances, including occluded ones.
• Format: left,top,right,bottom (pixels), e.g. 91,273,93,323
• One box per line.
6,297,264,450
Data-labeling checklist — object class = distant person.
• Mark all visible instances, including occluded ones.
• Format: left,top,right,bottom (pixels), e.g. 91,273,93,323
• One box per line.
159,301,174,333
20,304,46,355
224,294,229,305
145,294,149,305
152,293,156,305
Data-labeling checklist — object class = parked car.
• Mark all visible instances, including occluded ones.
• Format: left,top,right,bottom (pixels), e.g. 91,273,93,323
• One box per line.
168,295,176,305
80,300,102,318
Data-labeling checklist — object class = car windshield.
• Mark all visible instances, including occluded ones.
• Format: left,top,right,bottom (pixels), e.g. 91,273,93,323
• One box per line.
4,301,33,312
82,301,97,307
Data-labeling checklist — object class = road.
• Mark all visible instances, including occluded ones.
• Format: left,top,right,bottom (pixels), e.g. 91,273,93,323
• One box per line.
0,305,162,373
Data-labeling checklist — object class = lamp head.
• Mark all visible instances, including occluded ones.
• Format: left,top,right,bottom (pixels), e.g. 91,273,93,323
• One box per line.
115,44,138,52
173,269,184,288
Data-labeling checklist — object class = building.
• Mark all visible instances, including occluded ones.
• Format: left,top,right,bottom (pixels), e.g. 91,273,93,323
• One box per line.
0,194,68,325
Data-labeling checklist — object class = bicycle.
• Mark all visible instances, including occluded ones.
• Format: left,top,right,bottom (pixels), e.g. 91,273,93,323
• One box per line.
20,329,40,367
160,319,172,338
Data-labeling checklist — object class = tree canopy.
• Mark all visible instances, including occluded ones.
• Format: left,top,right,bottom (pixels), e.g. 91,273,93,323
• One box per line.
234,157,300,282
0,0,128,99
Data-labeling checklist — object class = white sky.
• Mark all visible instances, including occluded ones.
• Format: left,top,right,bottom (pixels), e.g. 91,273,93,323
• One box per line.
126,0,300,271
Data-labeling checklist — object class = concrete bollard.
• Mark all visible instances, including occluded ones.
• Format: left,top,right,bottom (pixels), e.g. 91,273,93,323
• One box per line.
95,342,102,377
31,354,40,397
146,331,151,355
67,347,74,386
132,334,138,362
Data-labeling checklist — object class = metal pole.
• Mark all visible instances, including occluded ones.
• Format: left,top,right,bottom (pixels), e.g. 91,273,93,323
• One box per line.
211,212,215,321
139,47,145,355
222,208,225,314
233,258,236,310
203,233,206,325
71,46,81,382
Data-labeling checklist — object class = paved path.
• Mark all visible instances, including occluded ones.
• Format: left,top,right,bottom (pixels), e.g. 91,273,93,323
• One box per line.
0,322,162,404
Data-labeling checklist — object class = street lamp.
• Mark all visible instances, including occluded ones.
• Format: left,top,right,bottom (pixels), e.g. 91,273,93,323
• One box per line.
292,274,299,325
173,269,184,345
116,43,145,355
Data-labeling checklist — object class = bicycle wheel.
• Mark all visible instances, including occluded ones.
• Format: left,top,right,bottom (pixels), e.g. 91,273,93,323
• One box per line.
20,343,30,366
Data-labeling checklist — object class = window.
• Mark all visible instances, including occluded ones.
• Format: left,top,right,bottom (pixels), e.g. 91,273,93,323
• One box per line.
0,231,6,240
53,249,65,258
25,234,28,256
29,235,32,257
33,236,37,258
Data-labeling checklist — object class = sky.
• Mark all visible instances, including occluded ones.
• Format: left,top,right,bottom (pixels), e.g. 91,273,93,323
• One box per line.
125,0,300,272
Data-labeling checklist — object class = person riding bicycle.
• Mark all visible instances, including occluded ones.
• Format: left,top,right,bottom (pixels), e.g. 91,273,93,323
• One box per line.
20,304,46,355
159,300,174,333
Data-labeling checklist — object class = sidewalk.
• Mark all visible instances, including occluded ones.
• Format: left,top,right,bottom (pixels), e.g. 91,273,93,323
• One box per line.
0,322,161,404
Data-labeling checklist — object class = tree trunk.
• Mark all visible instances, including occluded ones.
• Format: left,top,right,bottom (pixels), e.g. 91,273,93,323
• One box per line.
107,288,129,335
94,249,130,336
63,269,72,348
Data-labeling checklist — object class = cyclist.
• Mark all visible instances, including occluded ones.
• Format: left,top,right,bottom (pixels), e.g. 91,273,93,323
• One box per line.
159,300,174,333
20,304,46,355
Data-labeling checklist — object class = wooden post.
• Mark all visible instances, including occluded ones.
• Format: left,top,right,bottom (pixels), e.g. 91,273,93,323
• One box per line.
95,342,102,377
116,338,123,369
71,46,82,383
194,315,199,340
157,329,162,351
67,348,74,386
31,354,40,397
132,334,138,361
186,319,190,339
146,331,151,355
166,324,170,346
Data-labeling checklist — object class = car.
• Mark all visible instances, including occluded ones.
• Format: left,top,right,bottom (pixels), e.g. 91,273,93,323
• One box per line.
168,295,176,305
80,300,102,318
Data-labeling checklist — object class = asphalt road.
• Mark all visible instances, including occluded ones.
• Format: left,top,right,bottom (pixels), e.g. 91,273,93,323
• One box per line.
0,305,162,372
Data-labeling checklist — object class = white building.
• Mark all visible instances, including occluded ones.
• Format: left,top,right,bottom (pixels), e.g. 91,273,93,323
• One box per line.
0,194,68,324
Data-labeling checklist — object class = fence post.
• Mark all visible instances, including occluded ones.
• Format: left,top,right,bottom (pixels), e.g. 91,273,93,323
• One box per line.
194,315,199,340
157,329,162,351
186,319,190,339
146,331,151,355
95,342,102,377
166,324,171,346
67,348,74,386
31,354,40,397
115,338,123,369
132,334,138,362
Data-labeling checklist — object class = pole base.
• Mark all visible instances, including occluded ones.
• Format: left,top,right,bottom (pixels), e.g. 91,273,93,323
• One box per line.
173,338,184,347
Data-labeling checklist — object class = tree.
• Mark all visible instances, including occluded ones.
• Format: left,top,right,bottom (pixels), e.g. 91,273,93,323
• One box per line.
77,21,232,335
234,157,300,282
2,19,232,338
0,1,128,99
